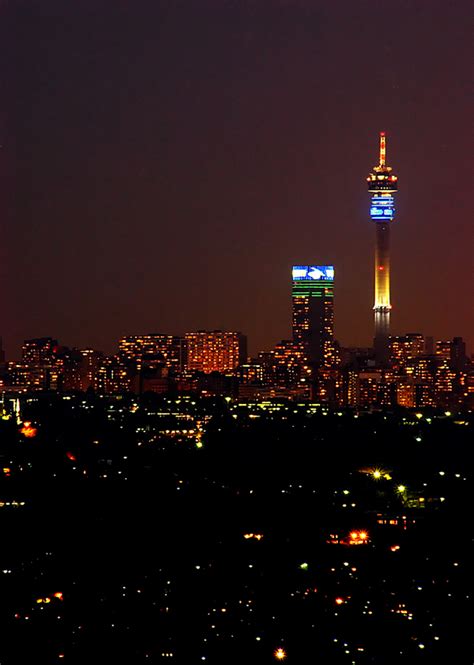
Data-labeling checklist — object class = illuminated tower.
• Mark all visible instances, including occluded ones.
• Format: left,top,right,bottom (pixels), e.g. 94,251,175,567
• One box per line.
292,265,335,366
367,132,398,365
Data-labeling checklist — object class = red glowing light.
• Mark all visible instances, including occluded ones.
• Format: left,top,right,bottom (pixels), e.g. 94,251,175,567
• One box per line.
20,422,37,438
53,592,64,601
379,132,387,166
66,452,77,462
378,266,384,271
335,597,345,605
348,530,369,544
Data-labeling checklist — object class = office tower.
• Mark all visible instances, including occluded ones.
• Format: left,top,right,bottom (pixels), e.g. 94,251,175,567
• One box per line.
367,132,398,365
22,337,58,364
258,339,310,388
118,334,185,372
292,265,335,366
185,331,247,374
389,333,424,368
434,358,456,406
450,337,467,371
13,337,61,390
56,347,83,392
96,356,131,394
239,361,264,385
396,380,416,408
78,349,103,391
424,336,434,355
435,340,452,361
352,369,395,408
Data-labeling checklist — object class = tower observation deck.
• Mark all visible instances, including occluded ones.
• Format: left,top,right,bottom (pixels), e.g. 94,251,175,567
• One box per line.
367,132,398,365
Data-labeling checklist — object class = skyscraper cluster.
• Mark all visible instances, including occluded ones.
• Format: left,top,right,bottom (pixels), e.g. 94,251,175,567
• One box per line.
0,134,471,409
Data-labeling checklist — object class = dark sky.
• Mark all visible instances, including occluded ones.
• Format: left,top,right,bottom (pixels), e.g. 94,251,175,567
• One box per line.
1,0,472,358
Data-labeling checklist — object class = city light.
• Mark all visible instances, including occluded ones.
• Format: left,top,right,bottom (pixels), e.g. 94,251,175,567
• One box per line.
274,647,287,660
349,530,369,545
0,5,471,664
20,422,37,438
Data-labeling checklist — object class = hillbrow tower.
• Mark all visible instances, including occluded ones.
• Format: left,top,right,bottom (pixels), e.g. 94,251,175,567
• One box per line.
367,132,398,365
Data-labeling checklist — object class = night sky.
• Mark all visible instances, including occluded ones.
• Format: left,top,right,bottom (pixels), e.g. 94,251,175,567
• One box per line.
1,0,472,359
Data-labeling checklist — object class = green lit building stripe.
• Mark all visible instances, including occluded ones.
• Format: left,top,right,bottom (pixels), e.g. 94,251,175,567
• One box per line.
292,281,333,298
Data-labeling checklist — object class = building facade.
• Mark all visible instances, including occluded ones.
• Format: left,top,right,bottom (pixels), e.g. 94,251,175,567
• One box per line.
118,334,185,372
292,265,335,367
184,331,246,374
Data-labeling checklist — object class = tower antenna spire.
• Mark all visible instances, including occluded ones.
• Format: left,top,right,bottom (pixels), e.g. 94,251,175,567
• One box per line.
379,132,386,167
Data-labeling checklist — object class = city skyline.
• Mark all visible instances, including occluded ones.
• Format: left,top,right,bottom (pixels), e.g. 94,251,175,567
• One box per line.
0,4,472,664
2,289,471,363
1,1,472,358
1,249,471,362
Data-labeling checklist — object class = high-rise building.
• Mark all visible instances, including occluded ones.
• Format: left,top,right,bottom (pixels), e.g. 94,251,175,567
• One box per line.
389,333,424,368
435,340,452,361
434,358,456,406
96,356,131,394
78,349,103,391
12,337,61,390
239,361,264,385
257,339,310,388
367,133,398,365
22,337,58,365
396,379,416,408
292,265,335,366
185,331,247,374
352,369,395,408
450,337,467,371
119,334,185,372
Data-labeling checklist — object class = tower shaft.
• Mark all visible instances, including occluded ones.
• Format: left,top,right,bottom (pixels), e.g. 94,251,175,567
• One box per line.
374,222,390,310
367,132,398,366
374,221,391,364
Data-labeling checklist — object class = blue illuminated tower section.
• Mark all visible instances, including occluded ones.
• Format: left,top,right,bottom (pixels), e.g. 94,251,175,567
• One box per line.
367,132,398,365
